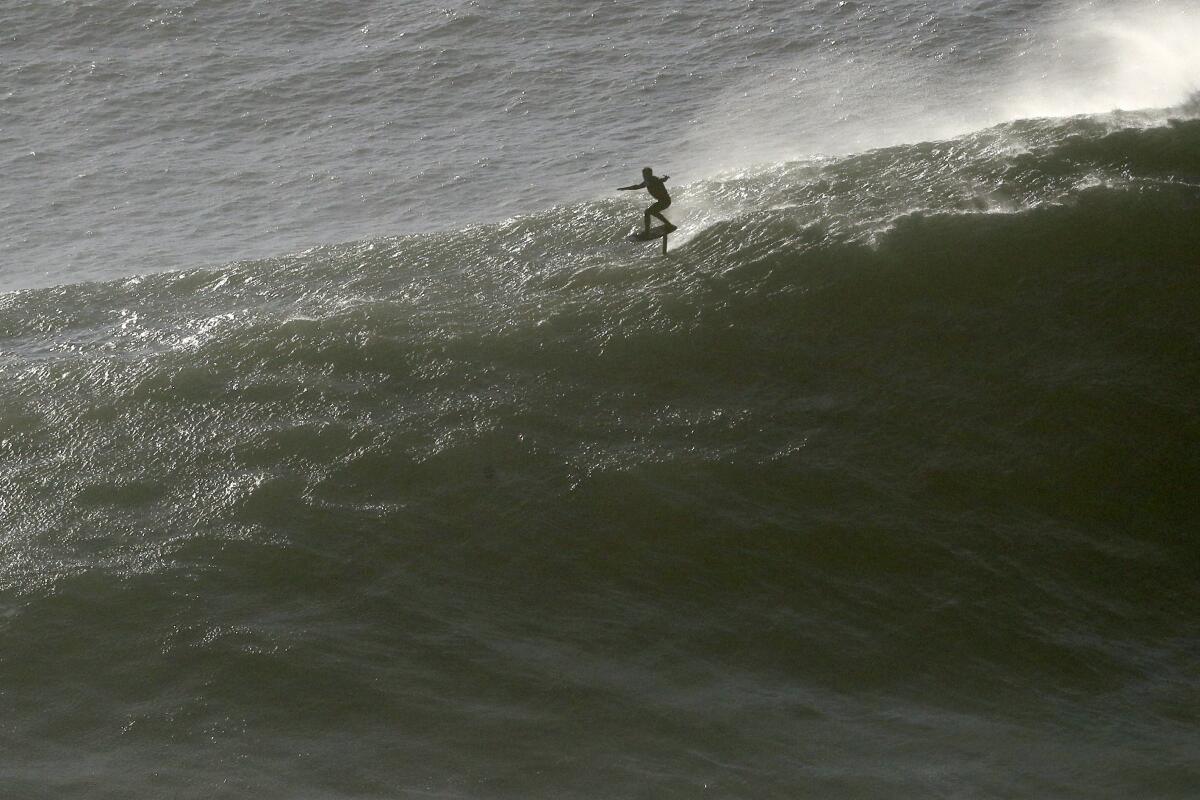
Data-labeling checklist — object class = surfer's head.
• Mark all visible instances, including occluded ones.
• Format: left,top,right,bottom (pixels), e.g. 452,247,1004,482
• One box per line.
642,167,652,178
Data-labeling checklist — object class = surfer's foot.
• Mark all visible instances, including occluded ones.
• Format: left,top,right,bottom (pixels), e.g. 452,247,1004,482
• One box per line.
665,223,677,232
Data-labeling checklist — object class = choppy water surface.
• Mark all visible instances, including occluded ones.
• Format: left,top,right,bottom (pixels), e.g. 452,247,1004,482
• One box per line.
2,1,1199,798
6,0,1199,288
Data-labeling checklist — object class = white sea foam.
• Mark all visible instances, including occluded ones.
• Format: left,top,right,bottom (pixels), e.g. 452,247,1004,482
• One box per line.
1000,2,1200,120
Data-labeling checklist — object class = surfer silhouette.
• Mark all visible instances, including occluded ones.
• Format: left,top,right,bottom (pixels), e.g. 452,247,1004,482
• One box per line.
619,167,675,233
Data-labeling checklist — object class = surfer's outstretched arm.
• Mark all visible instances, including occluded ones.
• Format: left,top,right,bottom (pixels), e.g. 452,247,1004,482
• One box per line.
618,182,646,190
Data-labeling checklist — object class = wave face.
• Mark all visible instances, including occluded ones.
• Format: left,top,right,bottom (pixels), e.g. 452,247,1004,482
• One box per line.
3,113,1200,797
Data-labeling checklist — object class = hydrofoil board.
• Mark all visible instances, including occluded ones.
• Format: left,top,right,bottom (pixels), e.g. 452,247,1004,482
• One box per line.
627,224,676,242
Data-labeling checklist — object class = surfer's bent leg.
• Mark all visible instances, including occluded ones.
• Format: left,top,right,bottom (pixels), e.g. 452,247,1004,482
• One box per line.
645,200,672,230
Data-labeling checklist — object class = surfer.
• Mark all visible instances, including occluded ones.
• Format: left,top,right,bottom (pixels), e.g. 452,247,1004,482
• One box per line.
619,167,675,234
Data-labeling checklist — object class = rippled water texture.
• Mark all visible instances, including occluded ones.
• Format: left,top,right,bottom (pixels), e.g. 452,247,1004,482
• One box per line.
5,0,1200,287
2,1,1200,798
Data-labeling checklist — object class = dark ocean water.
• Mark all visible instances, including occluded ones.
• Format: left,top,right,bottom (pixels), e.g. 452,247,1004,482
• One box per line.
3,1,1200,798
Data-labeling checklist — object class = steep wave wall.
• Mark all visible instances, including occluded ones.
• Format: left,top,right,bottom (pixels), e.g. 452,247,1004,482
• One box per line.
2,111,1199,797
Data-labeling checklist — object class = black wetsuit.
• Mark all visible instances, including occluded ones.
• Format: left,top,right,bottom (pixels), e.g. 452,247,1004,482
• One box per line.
643,175,671,227
619,172,674,231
